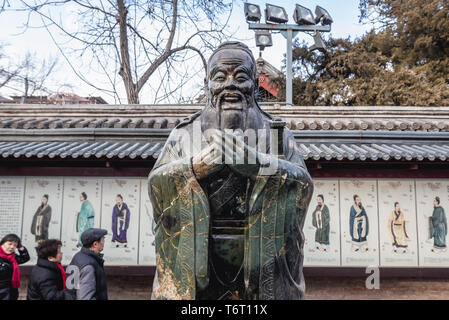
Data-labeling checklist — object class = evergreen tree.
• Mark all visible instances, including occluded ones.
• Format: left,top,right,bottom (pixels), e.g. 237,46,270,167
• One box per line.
276,0,449,106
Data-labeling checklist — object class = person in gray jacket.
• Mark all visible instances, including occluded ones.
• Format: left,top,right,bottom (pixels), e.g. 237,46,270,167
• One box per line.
68,228,108,300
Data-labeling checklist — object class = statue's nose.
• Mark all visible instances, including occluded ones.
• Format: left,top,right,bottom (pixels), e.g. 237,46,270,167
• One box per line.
223,78,238,90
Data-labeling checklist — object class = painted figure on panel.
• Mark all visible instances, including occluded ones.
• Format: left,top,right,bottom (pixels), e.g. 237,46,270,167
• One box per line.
148,42,313,300
312,194,330,251
76,192,95,247
388,202,408,253
111,194,130,247
429,196,447,252
30,194,52,243
349,194,369,252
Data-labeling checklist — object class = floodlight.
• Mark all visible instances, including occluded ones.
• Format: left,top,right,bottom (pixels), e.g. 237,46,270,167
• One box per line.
315,5,333,25
255,30,273,50
265,4,288,23
244,3,261,22
293,4,315,25
309,32,326,51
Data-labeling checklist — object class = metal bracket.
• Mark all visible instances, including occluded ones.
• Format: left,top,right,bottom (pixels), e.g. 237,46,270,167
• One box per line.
248,23,331,33
280,30,298,39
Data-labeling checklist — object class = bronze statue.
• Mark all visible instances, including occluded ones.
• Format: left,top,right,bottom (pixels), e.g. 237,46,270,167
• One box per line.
148,41,313,300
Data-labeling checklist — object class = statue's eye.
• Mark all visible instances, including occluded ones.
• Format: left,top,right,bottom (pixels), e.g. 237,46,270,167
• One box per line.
213,72,226,81
235,73,249,82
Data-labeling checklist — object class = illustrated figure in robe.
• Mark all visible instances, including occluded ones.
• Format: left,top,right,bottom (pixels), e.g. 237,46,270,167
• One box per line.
112,194,130,247
148,42,314,300
311,194,330,251
30,194,52,243
388,202,408,253
349,194,369,252
429,196,447,252
76,192,95,247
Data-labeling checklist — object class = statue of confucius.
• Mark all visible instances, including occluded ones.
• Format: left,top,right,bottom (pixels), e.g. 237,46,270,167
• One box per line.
148,41,313,300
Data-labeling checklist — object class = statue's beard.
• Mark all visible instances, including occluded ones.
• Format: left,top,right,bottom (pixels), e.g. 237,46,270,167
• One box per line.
201,89,264,143
212,90,250,130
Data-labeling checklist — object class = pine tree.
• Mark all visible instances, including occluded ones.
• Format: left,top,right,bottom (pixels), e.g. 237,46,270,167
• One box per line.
275,0,449,106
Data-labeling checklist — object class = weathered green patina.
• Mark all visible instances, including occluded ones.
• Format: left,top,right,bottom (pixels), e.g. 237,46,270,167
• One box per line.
148,42,313,300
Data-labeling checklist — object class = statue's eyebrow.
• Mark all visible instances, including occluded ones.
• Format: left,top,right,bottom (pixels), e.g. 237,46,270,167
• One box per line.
233,65,252,75
209,64,253,78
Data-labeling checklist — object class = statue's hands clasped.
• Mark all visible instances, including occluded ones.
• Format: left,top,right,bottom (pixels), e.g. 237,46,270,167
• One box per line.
191,132,225,180
192,129,262,179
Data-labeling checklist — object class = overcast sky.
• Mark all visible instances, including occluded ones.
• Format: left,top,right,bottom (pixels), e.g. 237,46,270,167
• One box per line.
0,0,371,104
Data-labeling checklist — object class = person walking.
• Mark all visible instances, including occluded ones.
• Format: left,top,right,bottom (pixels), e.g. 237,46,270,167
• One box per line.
0,234,30,300
27,239,73,300
68,228,108,300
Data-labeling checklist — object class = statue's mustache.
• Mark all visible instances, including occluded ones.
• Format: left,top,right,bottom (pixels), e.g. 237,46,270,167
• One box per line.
213,90,247,111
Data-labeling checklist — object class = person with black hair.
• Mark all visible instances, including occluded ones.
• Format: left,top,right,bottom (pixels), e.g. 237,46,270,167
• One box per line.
312,194,330,251
111,194,131,248
76,192,95,248
0,234,30,300
27,239,73,300
429,196,447,252
349,195,369,252
388,202,409,253
31,194,52,243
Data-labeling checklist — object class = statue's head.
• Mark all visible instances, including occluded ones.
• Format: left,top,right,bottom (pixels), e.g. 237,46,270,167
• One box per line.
204,41,261,131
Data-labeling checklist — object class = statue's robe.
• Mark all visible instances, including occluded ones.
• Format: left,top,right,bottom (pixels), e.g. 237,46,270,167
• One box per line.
112,202,131,243
429,206,447,248
148,111,313,300
388,210,408,248
31,204,52,242
349,204,369,245
312,204,330,245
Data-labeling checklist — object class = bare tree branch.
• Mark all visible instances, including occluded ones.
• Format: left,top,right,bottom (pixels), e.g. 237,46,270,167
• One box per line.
7,0,235,103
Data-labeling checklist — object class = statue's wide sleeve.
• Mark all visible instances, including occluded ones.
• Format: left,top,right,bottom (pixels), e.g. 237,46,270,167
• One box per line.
148,129,210,300
247,128,314,300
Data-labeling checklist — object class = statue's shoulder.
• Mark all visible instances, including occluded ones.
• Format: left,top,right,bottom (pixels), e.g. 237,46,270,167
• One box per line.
175,110,202,129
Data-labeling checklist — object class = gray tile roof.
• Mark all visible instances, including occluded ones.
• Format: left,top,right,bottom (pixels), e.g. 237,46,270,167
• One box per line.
0,104,448,161
0,138,448,161
0,141,164,159
298,143,449,161
0,116,447,131
1,104,449,132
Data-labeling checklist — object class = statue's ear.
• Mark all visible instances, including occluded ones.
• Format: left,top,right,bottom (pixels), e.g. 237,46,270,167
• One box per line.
204,77,211,104
204,77,208,91
254,75,259,101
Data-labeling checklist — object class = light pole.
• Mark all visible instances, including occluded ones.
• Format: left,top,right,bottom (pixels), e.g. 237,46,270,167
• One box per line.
245,3,333,106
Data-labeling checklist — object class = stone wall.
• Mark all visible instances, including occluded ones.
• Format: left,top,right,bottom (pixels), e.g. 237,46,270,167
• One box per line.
17,275,449,300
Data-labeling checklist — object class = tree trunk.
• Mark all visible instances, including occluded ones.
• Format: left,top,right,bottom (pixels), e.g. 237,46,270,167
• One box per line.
117,0,139,104
21,77,29,103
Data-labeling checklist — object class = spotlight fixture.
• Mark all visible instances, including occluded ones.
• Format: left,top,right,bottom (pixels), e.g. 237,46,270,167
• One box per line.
293,4,315,25
244,3,261,22
315,5,333,25
265,4,288,23
309,32,326,51
255,30,273,50
244,2,333,105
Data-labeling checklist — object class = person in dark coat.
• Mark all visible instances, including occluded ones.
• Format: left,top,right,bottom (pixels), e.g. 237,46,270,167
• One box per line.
30,194,52,243
0,234,30,300
27,239,72,300
111,194,130,247
68,228,108,300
